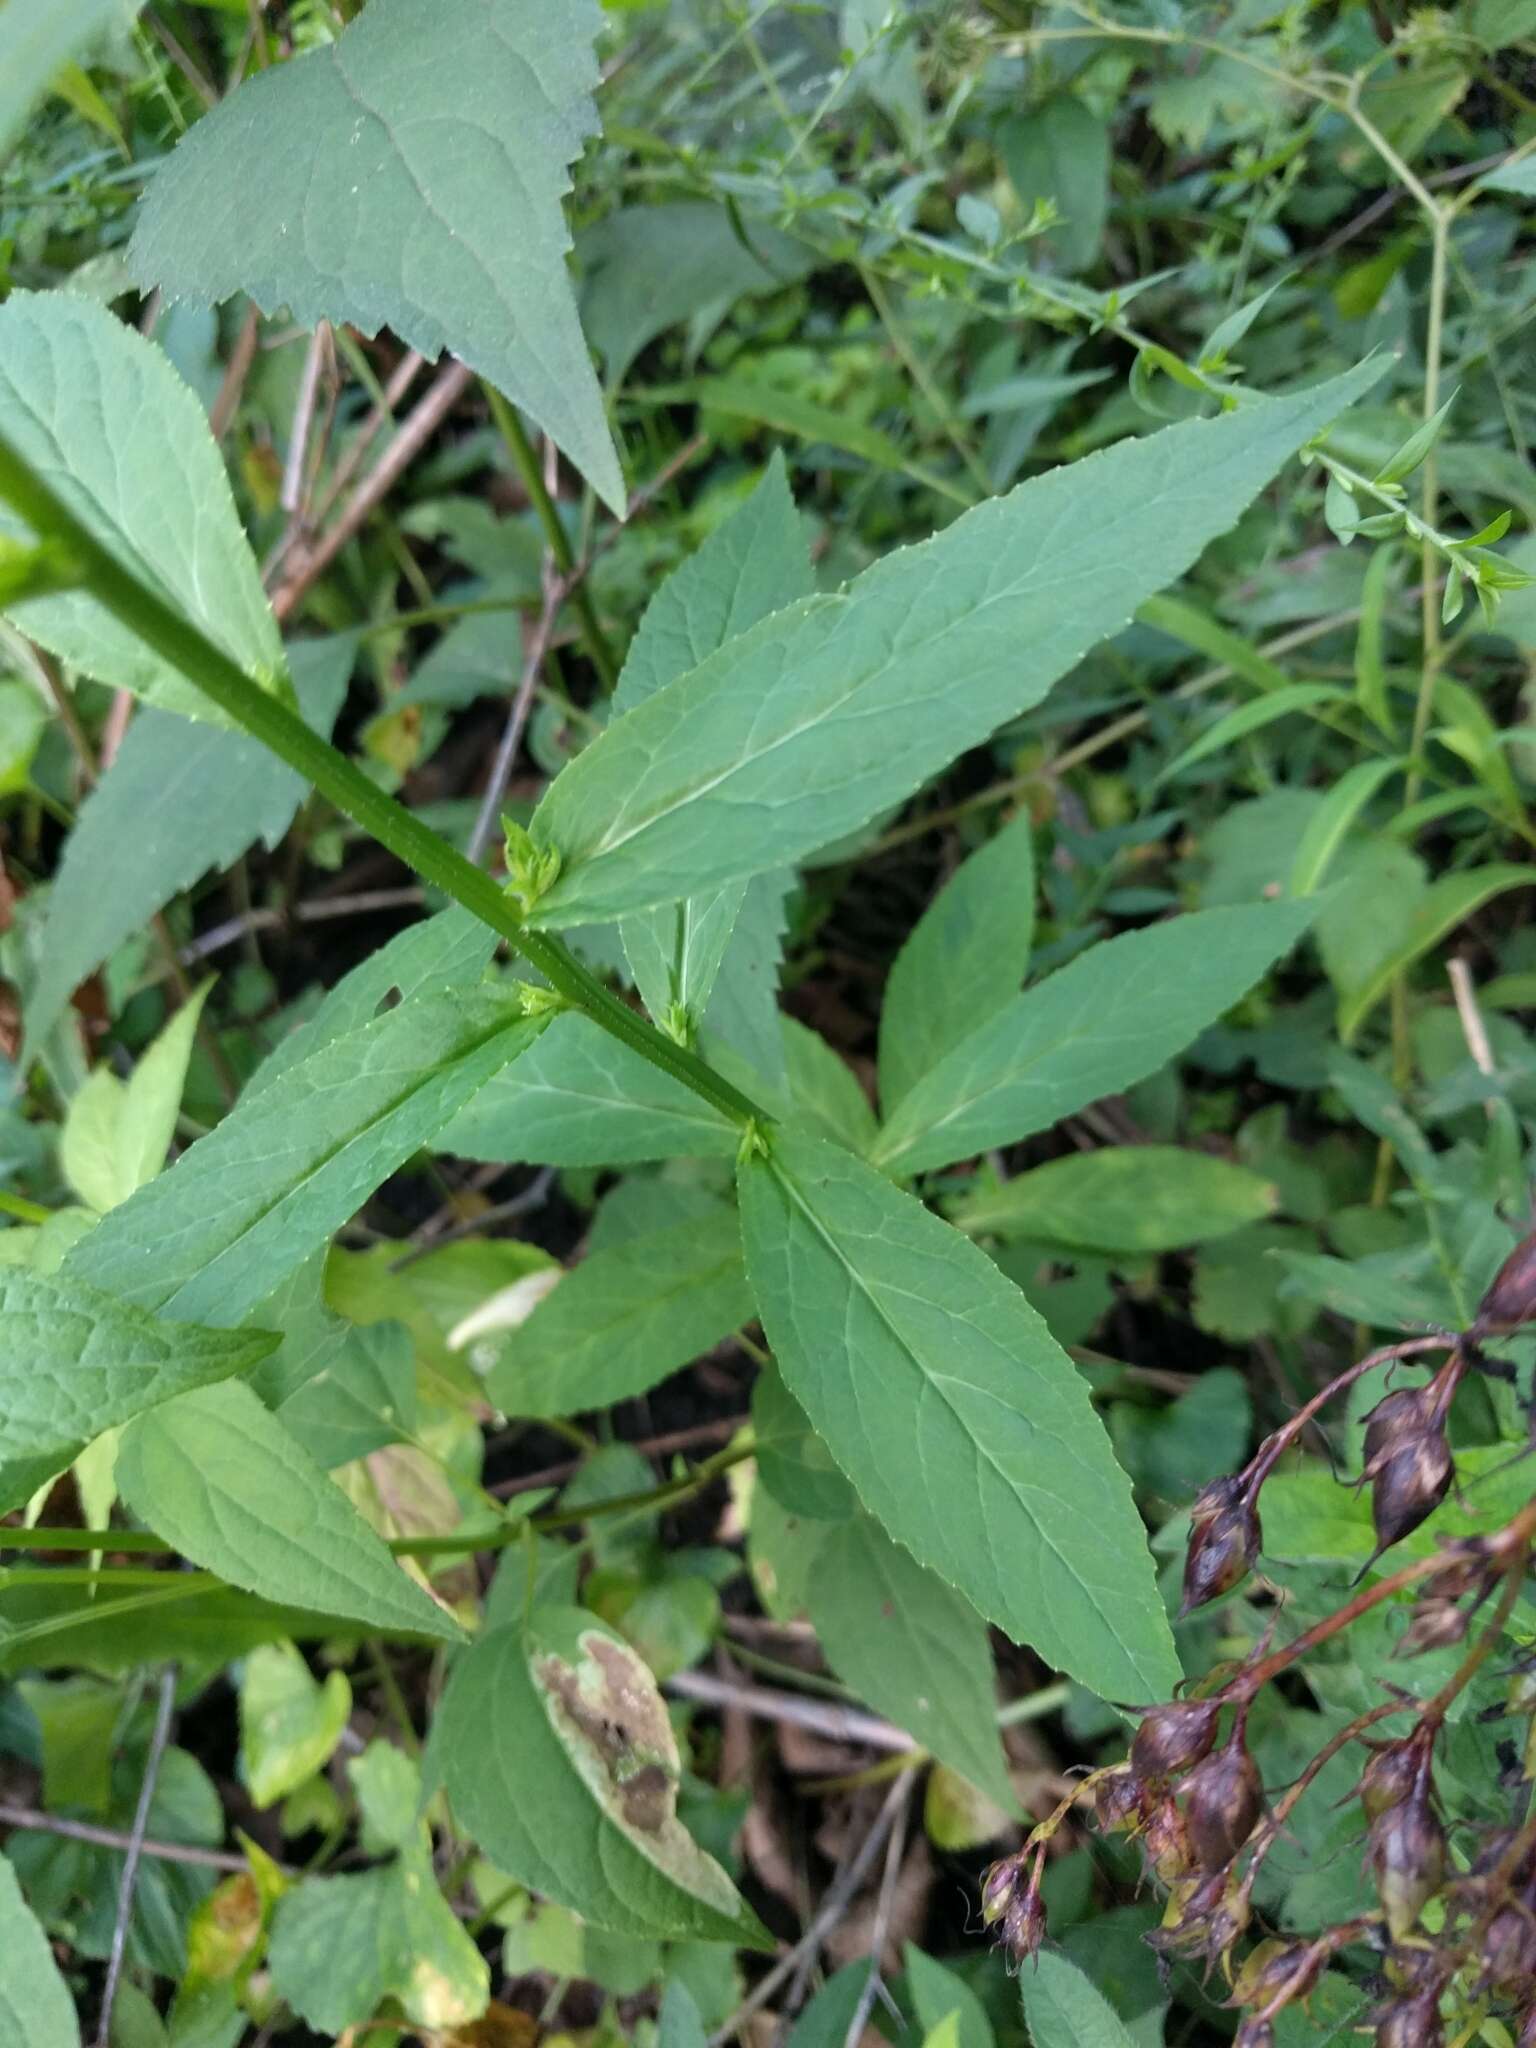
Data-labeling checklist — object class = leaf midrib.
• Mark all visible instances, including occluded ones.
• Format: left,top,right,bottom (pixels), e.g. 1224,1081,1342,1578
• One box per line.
764,1153,1150,1688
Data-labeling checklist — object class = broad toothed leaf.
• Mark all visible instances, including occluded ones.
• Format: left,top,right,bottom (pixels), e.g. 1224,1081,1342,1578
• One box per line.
129,0,624,510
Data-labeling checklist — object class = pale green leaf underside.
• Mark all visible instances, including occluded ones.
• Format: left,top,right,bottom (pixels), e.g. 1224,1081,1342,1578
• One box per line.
24,637,353,1058
0,289,281,722
808,1513,1018,1812
436,1615,771,1945
129,0,624,511
440,1011,739,1167
66,991,546,1327
484,1204,752,1418
874,899,1316,1176
118,1380,461,1642
530,362,1384,925
0,1852,79,2048
0,1267,277,1515
738,1133,1179,1702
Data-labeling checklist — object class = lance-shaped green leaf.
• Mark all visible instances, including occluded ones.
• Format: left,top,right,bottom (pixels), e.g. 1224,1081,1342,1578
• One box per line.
614,454,812,712
879,810,1036,1115
246,904,495,1099
129,0,624,512
483,1204,752,1418
0,290,282,723
22,637,354,1057
0,1268,277,1515
440,1012,739,1167
953,1147,1277,1253
60,982,211,1215
738,1133,1178,1702
1337,863,1531,1043
619,455,812,1039
0,0,137,160
873,900,1315,1176
117,1381,461,1642
434,1611,771,1945
1021,1951,1137,2048
66,993,546,1327
807,1513,1018,1813
0,1851,78,2048
528,362,1383,925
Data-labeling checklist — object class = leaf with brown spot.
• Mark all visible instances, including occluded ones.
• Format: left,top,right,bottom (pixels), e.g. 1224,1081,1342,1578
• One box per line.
433,1610,770,1947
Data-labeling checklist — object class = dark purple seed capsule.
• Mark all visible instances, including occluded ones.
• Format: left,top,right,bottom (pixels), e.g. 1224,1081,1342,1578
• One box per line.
1475,1229,1536,1337
1368,1786,1446,1940
1183,1727,1263,1873
1358,1741,1422,1820
1131,1698,1222,1783
1370,1431,1454,1557
1374,1993,1443,2048
1181,1476,1262,1616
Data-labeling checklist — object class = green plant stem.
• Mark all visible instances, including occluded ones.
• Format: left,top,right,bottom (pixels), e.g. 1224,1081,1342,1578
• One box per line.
365,1640,421,1755
0,1528,171,1553
483,385,620,691
0,1566,215,1590
0,1190,50,1225
4,1440,759,1566
0,427,766,1135
1405,210,1450,812
859,263,990,502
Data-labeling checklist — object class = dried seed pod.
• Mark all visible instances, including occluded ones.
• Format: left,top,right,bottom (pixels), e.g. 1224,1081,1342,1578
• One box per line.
1231,1936,1326,2017
1370,1430,1453,1558
1094,1768,1145,1834
1394,1597,1470,1659
1475,1227,1536,1338
1131,1698,1222,1784
1233,2025,1275,2048
980,1852,1024,1927
1358,1740,1422,1821
1520,2003,1536,2048
1361,1386,1436,1475
1368,1773,1446,1940
1141,1797,1196,1885
1001,1870,1046,1967
1183,1720,1264,1873
1181,1476,1262,1616
1148,1869,1249,1977
1418,1536,1493,1602
1482,1903,1536,1994
1373,1993,1443,2048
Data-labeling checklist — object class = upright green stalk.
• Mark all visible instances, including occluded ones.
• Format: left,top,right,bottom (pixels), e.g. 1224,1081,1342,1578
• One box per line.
1405,209,1450,807
0,428,765,1132
483,384,621,691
